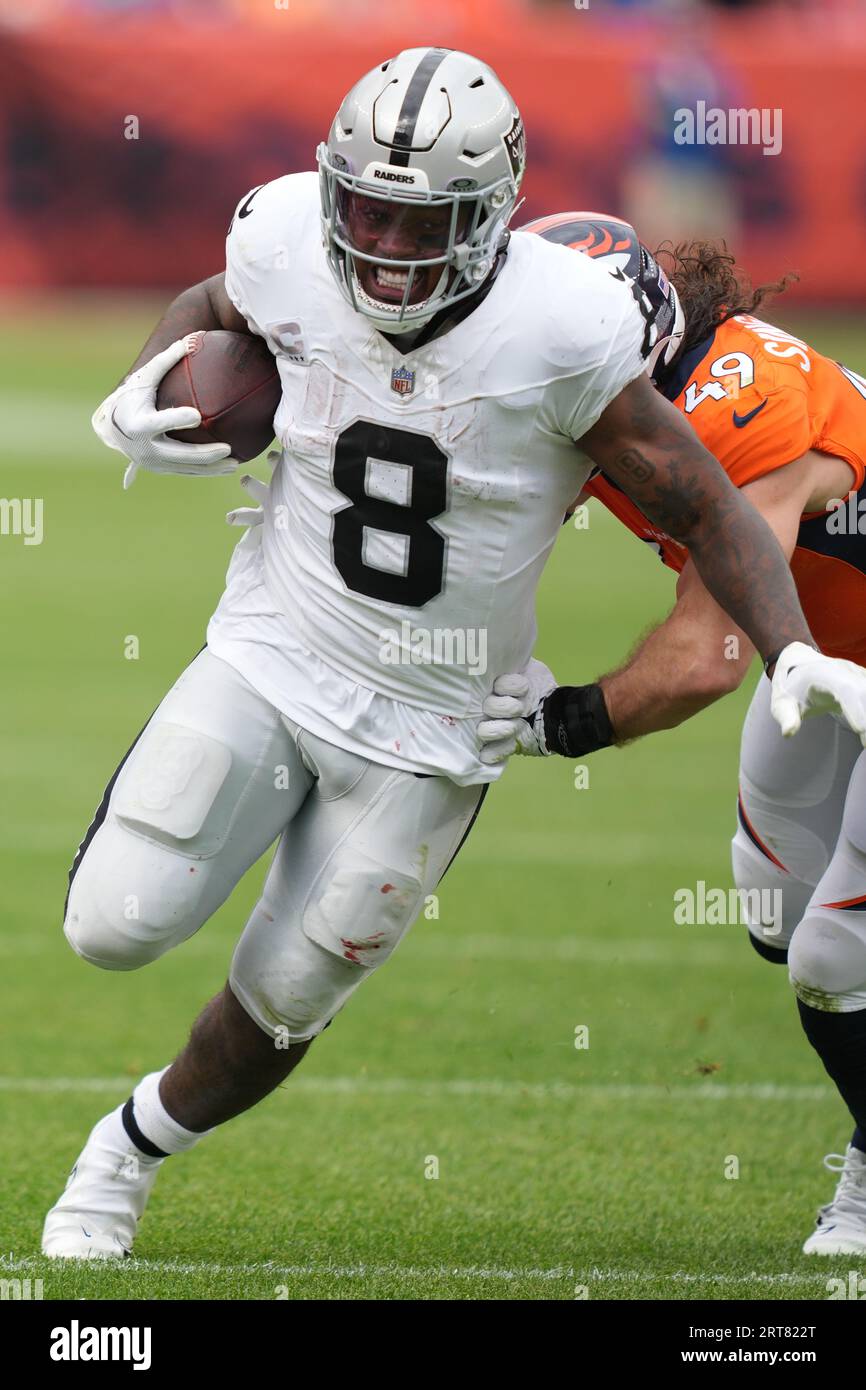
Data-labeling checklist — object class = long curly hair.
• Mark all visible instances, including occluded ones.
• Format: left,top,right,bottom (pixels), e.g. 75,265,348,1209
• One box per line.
654,240,799,362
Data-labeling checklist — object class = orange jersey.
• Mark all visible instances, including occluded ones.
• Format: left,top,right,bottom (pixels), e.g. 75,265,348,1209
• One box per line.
585,313,866,665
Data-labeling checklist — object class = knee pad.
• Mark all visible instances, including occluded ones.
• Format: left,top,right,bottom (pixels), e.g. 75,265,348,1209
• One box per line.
64,818,213,970
302,846,423,967
230,848,424,1041
789,911,866,1012
113,722,233,857
231,922,362,1041
731,823,811,955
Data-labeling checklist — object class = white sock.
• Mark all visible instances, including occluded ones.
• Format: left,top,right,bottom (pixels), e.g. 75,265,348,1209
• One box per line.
129,1068,208,1156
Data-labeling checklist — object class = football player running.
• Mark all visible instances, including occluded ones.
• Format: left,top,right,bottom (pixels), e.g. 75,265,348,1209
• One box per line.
479,212,866,1256
43,50,858,1261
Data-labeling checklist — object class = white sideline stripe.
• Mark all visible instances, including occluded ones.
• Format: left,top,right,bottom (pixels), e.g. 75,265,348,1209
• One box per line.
0,1254,841,1286
405,935,747,967
581,1268,841,1285
0,935,760,968
0,1076,834,1102
1,1254,565,1281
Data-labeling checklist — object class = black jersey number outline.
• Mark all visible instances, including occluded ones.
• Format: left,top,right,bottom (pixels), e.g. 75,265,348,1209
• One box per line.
331,420,448,606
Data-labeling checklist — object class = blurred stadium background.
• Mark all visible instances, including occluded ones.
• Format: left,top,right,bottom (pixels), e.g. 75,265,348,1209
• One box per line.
2,0,866,294
3,0,866,1301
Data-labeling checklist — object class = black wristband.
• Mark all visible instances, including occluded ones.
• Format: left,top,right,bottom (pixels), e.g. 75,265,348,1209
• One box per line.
541,683,615,758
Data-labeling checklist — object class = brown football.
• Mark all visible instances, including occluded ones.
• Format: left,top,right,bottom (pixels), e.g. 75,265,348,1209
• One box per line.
157,330,281,463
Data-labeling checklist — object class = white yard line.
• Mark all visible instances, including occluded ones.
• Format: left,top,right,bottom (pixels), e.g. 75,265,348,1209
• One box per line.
0,1076,834,1101
0,1254,841,1286
0,934,770,968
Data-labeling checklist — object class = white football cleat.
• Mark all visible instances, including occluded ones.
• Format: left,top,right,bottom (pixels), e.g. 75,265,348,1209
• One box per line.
802,1145,866,1256
42,1103,164,1260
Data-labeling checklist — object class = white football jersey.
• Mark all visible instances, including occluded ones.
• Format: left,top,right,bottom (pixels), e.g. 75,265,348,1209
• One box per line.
207,172,649,784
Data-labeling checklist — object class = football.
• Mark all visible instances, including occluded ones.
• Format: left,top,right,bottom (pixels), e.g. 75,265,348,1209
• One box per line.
157,329,281,462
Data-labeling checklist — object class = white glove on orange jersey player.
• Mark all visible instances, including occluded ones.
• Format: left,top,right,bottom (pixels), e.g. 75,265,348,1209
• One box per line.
91,335,239,489
770,641,866,745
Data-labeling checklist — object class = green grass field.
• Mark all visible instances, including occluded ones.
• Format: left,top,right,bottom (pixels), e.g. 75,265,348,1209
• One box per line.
1,300,865,1302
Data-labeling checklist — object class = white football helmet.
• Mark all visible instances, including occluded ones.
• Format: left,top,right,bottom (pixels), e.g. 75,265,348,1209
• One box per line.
318,47,525,334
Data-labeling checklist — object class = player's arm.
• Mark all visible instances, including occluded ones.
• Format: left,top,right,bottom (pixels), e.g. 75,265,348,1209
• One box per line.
121,275,249,381
599,459,816,737
579,373,812,668
600,447,859,738
479,438,866,762
92,274,248,487
598,567,754,737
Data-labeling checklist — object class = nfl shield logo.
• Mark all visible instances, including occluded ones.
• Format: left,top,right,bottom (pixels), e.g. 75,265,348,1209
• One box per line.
391,366,415,397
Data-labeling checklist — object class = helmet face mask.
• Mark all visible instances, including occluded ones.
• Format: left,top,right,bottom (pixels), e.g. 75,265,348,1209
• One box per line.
318,48,525,334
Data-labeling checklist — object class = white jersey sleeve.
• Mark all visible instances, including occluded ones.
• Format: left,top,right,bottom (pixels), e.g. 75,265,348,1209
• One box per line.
534,248,651,444
224,172,320,337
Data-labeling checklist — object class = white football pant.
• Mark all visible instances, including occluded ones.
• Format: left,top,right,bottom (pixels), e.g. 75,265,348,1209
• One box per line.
64,650,486,1039
733,676,866,1011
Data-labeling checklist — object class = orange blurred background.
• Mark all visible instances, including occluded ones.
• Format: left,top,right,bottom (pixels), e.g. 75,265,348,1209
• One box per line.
1,0,865,300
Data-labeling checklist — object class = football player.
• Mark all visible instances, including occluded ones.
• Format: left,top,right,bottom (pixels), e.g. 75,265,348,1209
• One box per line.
43,51,862,1260
479,212,866,1255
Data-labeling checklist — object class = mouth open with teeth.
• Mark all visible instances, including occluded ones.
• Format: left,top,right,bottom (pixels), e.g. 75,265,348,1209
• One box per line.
354,259,444,310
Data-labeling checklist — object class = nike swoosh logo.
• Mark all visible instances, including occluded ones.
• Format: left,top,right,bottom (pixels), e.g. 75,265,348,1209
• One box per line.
237,185,264,219
733,399,768,428
110,406,133,443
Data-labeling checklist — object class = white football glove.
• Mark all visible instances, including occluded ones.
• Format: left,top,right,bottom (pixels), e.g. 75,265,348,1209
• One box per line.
225,454,278,528
91,335,239,489
770,641,866,746
477,659,558,765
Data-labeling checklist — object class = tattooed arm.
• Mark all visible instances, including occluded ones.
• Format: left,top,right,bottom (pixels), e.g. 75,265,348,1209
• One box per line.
477,391,862,766
578,373,814,670
121,275,249,383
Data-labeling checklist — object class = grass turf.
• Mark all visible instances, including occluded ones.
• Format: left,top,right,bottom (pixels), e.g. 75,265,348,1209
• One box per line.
1,299,864,1301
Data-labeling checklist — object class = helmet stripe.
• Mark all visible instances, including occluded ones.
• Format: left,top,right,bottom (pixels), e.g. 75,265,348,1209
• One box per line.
389,47,452,166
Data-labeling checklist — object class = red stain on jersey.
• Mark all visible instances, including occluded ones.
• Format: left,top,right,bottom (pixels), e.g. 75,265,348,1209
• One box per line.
381,884,395,894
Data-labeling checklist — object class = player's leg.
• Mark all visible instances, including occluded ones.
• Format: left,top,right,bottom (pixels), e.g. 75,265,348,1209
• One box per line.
732,676,857,962
43,650,313,1259
45,725,484,1258
789,748,866,1254
127,732,484,1153
63,647,311,969
225,726,486,1055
